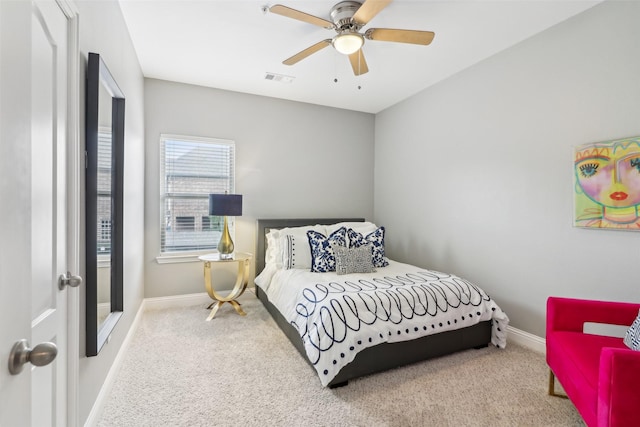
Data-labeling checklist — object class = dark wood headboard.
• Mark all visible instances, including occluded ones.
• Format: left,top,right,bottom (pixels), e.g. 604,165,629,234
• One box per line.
255,218,365,276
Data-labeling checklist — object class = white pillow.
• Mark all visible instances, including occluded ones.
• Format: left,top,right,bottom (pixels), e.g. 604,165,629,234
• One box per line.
281,234,312,269
326,221,378,237
255,263,277,289
264,229,282,268
277,225,327,270
263,225,326,269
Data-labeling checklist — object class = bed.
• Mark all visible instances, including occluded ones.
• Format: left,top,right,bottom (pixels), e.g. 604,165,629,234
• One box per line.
254,218,509,388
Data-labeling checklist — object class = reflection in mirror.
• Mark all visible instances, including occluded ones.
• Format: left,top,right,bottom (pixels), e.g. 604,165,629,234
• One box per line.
97,80,112,330
86,52,124,356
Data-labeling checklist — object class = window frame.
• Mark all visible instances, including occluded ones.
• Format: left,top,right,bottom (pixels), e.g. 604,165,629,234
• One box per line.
156,134,236,264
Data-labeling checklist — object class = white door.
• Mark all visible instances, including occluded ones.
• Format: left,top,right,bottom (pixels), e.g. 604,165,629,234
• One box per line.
0,1,76,426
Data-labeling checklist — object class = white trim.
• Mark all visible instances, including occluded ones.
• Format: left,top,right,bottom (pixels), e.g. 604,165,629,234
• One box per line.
55,0,78,17
160,133,235,146
155,253,212,264
507,325,546,354
58,1,81,426
143,292,211,311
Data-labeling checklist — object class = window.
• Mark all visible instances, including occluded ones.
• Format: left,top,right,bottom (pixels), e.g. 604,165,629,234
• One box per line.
98,220,111,255
97,129,112,255
175,216,195,231
160,135,235,254
202,216,211,230
100,219,112,240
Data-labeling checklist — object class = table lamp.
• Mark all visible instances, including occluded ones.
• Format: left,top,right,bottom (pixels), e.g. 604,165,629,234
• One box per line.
208,193,242,259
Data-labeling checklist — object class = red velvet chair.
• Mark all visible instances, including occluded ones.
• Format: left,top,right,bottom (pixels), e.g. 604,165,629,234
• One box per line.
546,297,640,427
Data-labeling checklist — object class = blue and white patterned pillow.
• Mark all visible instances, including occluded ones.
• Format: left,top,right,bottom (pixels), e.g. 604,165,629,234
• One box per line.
334,244,376,275
347,227,389,267
307,227,347,273
624,309,640,351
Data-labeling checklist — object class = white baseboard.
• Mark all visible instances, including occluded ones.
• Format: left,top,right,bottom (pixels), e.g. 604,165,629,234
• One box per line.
143,292,211,311
507,325,546,354
84,293,546,426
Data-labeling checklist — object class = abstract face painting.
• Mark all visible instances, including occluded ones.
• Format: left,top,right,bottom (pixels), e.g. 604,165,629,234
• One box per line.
575,136,640,230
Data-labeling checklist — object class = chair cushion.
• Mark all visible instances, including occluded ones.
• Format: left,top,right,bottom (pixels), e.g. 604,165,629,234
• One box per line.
547,331,626,426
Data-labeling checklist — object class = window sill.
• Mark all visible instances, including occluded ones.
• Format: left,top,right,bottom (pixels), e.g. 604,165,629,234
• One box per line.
155,251,217,264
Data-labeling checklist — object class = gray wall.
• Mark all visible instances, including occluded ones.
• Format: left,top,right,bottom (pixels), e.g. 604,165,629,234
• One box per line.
144,79,375,298
72,0,639,421
77,1,145,424
374,0,640,338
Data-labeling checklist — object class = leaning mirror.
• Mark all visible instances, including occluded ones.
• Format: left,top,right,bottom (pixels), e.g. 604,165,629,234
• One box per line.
86,52,124,356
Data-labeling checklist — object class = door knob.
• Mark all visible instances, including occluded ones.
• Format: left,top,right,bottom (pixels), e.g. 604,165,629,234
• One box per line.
8,339,58,375
58,271,83,290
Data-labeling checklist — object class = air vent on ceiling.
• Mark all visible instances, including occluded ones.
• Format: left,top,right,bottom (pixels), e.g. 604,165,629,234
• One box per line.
264,72,295,84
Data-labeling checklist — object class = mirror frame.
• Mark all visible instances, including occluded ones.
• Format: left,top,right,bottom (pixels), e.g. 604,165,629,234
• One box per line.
85,52,125,356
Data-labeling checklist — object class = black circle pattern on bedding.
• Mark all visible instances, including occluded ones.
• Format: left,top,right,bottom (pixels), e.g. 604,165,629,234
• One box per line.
292,270,494,366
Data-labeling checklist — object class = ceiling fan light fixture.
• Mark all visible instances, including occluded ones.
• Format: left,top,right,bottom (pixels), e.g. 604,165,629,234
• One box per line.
332,32,364,55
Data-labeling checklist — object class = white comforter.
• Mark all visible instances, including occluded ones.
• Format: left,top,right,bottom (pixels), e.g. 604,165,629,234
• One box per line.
256,260,509,386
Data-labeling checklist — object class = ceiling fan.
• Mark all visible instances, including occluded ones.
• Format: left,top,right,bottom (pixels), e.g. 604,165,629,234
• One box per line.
269,0,435,76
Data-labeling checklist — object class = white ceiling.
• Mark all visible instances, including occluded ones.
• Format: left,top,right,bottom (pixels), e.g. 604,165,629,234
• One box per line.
118,0,602,114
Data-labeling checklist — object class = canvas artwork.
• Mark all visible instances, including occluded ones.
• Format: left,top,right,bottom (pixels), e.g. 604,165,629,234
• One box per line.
574,136,640,230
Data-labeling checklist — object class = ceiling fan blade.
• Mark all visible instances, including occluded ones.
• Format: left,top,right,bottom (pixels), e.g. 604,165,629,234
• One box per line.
348,49,369,76
269,4,334,29
365,28,435,45
352,0,392,26
283,39,332,65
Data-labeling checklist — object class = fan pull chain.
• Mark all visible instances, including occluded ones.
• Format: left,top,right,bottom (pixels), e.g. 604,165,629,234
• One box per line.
356,52,363,90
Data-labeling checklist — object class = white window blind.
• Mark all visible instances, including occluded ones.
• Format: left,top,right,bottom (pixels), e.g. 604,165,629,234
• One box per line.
160,134,235,254
97,129,112,255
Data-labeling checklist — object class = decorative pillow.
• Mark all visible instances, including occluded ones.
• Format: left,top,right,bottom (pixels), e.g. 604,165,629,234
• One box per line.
275,225,326,270
624,309,640,351
334,244,376,275
282,234,312,270
347,227,389,267
325,221,378,236
307,227,348,273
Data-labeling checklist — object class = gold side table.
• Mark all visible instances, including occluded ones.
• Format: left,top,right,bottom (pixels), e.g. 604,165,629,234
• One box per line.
198,252,252,321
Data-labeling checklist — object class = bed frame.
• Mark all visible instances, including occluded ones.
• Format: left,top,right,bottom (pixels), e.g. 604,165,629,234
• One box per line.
254,218,491,388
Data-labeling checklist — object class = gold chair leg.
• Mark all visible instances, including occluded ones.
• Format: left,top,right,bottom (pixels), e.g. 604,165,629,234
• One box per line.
548,370,568,399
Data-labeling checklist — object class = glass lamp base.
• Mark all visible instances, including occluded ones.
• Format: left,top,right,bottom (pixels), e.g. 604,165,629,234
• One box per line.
219,252,233,260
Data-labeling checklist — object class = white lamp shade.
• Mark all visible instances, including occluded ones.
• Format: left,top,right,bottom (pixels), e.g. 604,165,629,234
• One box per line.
333,33,364,55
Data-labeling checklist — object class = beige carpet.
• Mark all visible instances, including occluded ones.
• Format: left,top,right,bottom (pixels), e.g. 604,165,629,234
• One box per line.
97,292,584,427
